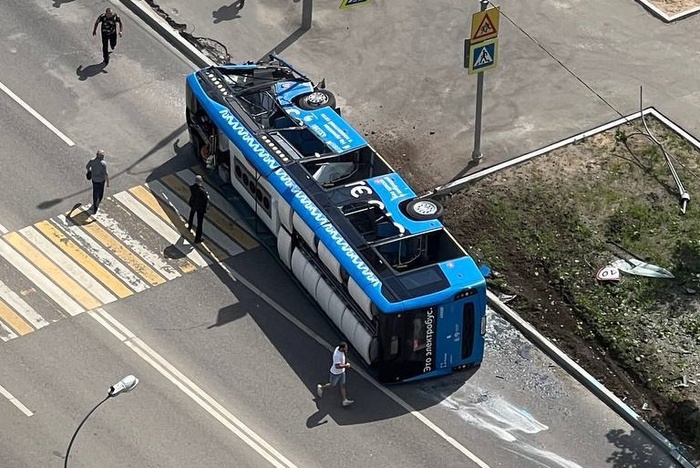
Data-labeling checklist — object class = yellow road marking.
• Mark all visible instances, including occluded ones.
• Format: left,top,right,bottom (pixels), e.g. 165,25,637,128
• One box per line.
81,222,166,287
0,299,33,335
128,185,230,262
4,232,100,310
35,221,133,299
161,175,258,250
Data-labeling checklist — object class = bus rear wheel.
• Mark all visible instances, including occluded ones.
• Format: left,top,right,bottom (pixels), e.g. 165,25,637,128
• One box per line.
404,198,444,221
297,90,336,110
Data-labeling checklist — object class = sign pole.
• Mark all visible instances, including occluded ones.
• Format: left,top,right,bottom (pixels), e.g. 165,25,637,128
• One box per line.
302,0,313,30
471,0,489,162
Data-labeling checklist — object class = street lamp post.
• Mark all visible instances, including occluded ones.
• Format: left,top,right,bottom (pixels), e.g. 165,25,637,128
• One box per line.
64,375,139,468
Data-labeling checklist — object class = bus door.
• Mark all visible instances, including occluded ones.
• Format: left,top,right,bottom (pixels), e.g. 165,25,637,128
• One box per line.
435,300,474,371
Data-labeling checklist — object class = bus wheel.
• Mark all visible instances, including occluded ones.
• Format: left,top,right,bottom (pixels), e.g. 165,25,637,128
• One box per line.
404,198,444,221
297,90,336,110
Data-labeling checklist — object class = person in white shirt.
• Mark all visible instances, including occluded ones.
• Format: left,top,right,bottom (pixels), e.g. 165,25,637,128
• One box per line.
317,342,354,407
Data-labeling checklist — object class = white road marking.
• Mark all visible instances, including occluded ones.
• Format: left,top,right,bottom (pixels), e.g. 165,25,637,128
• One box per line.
0,383,33,417
0,80,75,147
147,180,244,257
0,238,83,316
89,308,298,468
0,223,9,235
92,211,181,281
53,214,149,293
0,321,18,342
0,279,49,330
113,191,211,268
19,226,117,305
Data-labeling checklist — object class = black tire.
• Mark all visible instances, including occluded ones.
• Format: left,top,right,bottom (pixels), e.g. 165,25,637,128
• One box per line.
404,198,444,221
297,90,336,110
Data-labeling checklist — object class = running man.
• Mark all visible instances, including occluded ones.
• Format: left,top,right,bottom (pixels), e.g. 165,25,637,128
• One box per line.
92,8,123,65
317,342,354,407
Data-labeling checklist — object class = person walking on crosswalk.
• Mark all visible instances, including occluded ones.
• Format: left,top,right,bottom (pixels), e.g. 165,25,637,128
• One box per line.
187,175,209,243
86,150,109,214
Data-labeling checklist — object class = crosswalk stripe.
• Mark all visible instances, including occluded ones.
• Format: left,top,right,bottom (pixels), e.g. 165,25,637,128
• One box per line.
81,217,166,287
0,298,33,336
0,238,83,316
164,174,258,250
53,215,149,294
92,212,182,281
0,280,49,330
113,191,210,269
0,321,18,342
35,220,133,300
148,180,244,258
130,184,230,261
19,227,117,305
4,232,101,311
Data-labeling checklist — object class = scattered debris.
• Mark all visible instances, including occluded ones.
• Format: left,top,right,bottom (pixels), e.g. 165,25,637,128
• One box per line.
676,376,690,389
498,293,517,303
610,258,674,279
596,265,620,282
642,402,650,411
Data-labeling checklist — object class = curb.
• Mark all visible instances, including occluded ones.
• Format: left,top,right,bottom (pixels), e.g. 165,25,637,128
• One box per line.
487,291,695,467
634,0,700,22
117,0,214,68
115,1,696,465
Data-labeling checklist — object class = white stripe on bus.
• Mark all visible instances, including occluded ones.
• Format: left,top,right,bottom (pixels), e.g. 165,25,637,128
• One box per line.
0,278,50,330
147,181,244,257
53,215,149,293
92,211,181,281
0,238,83,316
19,226,117,305
113,192,211,269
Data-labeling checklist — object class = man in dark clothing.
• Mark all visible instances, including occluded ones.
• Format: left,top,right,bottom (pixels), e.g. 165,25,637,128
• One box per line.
92,8,123,64
187,175,210,243
86,150,110,214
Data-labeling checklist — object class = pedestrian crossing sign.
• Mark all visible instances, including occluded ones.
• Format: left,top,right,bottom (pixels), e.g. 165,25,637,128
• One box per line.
340,0,371,9
468,38,498,75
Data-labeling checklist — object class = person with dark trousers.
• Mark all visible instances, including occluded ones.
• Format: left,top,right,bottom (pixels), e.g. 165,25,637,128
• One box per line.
92,8,123,65
86,150,109,214
187,175,210,243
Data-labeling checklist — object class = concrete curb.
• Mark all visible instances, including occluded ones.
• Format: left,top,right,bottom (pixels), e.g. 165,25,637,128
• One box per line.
487,291,695,467
114,1,696,465
117,0,214,68
634,0,700,22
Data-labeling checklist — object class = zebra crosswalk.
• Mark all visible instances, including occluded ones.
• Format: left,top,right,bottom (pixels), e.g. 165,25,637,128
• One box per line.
0,168,258,343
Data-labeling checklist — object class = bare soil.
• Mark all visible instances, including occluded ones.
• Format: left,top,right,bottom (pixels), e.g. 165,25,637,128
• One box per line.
646,0,700,14
379,116,700,460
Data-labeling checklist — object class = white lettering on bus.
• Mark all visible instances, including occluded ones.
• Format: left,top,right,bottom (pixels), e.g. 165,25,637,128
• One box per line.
423,308,435,373
218,109,279,171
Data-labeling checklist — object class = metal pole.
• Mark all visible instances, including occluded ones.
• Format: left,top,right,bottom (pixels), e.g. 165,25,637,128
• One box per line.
302,0,313,30
64,396,110,468
471,0,489,162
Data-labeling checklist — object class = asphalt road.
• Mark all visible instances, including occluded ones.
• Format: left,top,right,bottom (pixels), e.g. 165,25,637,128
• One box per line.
0,0,681,467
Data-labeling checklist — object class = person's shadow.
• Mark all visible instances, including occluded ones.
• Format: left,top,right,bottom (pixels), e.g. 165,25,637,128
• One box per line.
52,0,76,7
76,62,107,81
213,0,245,23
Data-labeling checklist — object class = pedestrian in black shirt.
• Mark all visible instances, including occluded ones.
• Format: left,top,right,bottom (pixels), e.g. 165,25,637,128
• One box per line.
187,175,210,243
92,8,123,65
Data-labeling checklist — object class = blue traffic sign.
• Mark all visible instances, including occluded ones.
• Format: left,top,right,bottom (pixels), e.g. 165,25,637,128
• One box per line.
468,38,498,75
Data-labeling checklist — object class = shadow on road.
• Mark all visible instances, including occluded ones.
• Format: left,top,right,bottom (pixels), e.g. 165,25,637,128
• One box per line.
52,0,76,7
212,1,245,23
76,63,107,81
259,27,308,60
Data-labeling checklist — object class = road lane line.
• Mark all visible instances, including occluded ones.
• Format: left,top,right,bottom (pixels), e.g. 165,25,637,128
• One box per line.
0,238,83,316
4,232,100,311
0,279,49,329
81,219,166,287
92,211,182,281
165,173,258,249
149,180,244,257
0,383,33,417
207,263,492,467
89,308,298,468
114,191,209,269
54,215,149,293
0,80,75,147
20,226,117,305
0,223,8,235
0,299,33,336
36,220,133,299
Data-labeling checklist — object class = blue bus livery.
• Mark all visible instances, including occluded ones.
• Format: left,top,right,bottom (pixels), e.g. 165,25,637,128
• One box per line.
185,55,488,383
